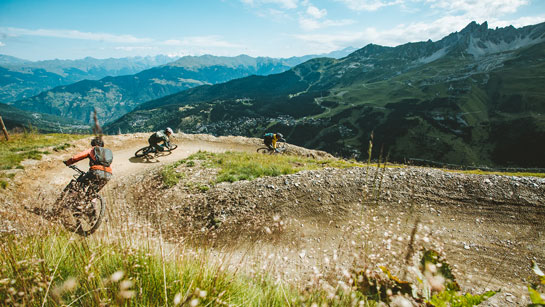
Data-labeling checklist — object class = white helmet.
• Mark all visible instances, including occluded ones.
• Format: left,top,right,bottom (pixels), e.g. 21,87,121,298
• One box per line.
165,127,173,134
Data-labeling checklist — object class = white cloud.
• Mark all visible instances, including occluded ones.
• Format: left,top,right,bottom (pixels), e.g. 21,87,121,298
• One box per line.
161,36,242,48
241,0,298,9
293,14,545,51
0,41,5,47
273,0,299,9
307,5,327,18
299,2,353,31
0,27,152,43
299,18,321,30
114,46,155,51
257,8,292,20
299,17,355,30
426,0,529,17
488,15,545,28
335,0,404,11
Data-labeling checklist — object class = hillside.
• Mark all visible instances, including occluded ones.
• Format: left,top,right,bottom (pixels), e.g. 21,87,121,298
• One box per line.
0,103,87,133
0,133,543,305
4,49,356,125
105,21,545,168
0,55,179,103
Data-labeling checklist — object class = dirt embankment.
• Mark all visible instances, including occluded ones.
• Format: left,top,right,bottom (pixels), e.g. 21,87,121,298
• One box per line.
1,133,544,306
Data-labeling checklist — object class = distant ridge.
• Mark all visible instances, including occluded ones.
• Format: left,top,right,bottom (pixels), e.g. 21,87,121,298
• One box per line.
4,48,356,124
0,103,86,133
0,55,180,103
105,21,545,168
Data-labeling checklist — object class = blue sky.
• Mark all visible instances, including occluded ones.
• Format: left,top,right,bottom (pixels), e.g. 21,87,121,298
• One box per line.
0,0,544,61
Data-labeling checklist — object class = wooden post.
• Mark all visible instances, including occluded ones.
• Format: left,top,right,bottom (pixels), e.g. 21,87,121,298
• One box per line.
0,116,8,141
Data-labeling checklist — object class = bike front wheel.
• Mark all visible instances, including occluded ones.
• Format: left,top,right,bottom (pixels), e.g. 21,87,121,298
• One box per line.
276,142,287,153
73,195,105,236
166,144,178,151
134,146,151,158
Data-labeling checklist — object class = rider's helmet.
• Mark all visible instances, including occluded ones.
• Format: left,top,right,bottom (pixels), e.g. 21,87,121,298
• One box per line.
276,133,283,139
165,127,173,135
91,137,104,147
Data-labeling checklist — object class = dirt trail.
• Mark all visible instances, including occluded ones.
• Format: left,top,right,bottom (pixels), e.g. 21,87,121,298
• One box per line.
1,133,544,306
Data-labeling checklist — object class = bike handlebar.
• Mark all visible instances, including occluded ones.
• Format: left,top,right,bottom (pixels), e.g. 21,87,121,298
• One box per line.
68,165,85,175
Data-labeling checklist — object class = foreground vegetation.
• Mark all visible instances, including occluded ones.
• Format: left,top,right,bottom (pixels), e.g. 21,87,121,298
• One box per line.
0,232,359,306
0,231,507,306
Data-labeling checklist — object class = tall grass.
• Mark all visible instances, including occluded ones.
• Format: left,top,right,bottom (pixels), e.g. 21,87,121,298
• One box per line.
0,231,359,306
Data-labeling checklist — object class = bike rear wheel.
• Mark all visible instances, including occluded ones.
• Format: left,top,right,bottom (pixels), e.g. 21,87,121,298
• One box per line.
257,147,271,154
134,146,151,158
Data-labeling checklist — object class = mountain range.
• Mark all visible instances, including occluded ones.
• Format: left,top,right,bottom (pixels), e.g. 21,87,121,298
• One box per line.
0,55,179,102
104,21,545,168
2,48,356,125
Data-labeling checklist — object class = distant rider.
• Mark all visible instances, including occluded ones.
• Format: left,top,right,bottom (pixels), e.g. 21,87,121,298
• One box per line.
148,127,173,153
263,132,285,153
63,137,113,195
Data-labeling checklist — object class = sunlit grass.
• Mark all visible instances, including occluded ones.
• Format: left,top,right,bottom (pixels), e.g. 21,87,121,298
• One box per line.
0,132,88,170
176,150,366,184
160,160,187,187
0,232,357,306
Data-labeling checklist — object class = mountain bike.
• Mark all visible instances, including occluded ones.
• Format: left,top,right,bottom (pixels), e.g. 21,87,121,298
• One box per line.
134,143,178,158
56,165,105,236
257,141,287,154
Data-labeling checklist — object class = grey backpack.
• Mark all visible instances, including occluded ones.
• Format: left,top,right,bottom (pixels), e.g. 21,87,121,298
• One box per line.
93,147,113,167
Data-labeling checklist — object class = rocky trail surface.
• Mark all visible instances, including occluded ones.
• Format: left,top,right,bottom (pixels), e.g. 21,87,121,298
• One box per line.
1,133,544,306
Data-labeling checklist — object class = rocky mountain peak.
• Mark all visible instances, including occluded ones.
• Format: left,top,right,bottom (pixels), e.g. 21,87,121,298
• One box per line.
438,21,545,58
460,21,488,35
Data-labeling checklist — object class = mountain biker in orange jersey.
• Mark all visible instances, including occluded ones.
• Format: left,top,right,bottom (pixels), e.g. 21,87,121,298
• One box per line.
148,127,173,153
63,137,113,195
263,132,285,153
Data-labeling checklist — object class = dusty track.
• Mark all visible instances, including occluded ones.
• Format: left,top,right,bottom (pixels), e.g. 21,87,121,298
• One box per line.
1,133,544,306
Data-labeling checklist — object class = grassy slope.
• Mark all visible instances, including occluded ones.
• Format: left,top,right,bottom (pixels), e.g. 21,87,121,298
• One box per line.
0,132,88,188
0,103,87,133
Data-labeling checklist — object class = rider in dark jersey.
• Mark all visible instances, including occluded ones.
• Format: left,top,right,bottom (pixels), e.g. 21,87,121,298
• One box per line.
148,127,173,153
263,132,285,153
